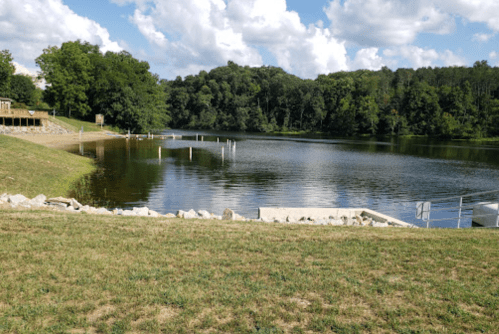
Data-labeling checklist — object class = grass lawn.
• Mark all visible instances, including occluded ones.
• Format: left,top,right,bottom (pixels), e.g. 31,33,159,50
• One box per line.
0,135,95,198
52,116,120,133
0,210,498,333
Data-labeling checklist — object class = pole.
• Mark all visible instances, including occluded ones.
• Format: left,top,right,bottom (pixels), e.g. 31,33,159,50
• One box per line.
201,136,203,142
222,146,224,161
457,197,462,229
189,147,192,161
158,146,161,160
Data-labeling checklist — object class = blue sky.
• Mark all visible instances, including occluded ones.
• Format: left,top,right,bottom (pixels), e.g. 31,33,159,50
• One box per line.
1,0,499,81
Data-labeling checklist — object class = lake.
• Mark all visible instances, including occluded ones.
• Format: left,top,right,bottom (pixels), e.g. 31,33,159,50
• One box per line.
66,130,499,228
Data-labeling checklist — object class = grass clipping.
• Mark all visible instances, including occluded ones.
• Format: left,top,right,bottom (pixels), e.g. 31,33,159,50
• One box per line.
0,135,95,198
0,211,498,333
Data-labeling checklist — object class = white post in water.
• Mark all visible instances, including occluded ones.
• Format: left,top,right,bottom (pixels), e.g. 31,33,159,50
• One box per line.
152,134,154,139
79,129,81,141
222,146,224,161
217,137,219,143
172,133,175,140
196,134,198,141
227,139,229,145
201,136,203,142
233,141,236,150
189,147,192,161
158,146,161,160
128,129,130,138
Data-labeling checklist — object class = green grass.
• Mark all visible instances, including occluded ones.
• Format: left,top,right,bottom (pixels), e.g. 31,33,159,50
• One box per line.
0,135,96,198
0,211,498,333
53,116,119,133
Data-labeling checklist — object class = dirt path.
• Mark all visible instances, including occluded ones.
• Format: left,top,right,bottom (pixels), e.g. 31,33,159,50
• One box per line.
6,131,125,149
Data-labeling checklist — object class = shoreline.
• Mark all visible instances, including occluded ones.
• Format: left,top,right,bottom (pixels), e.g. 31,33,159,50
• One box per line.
5,131,124,149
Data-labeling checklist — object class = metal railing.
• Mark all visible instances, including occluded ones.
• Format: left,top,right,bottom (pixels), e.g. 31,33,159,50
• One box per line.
416,190,499,228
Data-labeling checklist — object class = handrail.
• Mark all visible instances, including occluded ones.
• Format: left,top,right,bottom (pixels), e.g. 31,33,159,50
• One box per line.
416,190,499,228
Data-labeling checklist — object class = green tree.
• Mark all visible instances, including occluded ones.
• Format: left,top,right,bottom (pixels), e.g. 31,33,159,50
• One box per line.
36,41,96,118
0,50,15,97
10,75,36,105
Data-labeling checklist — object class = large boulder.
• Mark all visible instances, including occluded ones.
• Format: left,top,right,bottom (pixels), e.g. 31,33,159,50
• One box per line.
47,197,72,205
70,198,82,209
148,209,160,217
8,194,28,206
222,208,235,220
165,213,176,218
198,210,211,219
133,207,149,216
183,209,198,219
122,210,137,216
28,194,47,207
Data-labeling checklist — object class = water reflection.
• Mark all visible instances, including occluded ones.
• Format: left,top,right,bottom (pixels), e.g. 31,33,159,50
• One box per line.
66,131,499,228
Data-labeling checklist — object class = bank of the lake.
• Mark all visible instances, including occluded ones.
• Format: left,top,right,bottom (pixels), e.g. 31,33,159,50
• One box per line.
0,135,96,198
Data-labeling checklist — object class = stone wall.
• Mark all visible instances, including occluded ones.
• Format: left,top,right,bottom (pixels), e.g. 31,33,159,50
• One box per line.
0,121,73,135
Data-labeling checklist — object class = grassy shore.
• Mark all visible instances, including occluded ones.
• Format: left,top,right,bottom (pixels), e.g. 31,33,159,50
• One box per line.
0,135,95,198
0,210,498,333
52,116,120,133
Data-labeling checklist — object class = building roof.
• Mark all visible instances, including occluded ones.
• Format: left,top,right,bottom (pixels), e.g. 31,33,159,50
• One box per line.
0,97,13,101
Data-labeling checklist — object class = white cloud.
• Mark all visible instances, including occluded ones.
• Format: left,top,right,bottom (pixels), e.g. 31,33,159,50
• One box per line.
126,0,348,79
434,0,499,32
0,0,123,66
324,0,454,47
472,33,494,42
383,46,465,68
440,50,466,67
490,51,498,59
349,48,386,70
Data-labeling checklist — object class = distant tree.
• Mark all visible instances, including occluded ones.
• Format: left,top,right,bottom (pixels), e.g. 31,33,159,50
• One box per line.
0,50,15,97
10,74,36,105
36,41,97,118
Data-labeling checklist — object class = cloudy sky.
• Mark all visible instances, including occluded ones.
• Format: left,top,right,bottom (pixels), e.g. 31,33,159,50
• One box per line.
1,0,499,81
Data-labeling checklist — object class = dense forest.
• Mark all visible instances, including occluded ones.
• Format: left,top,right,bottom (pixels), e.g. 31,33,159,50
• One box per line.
1,40,499,138
164,60,499,138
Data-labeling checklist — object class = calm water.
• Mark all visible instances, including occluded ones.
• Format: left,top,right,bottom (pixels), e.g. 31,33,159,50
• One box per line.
67,130,499,228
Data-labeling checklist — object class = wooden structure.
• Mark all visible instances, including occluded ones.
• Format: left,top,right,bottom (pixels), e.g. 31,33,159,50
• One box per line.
0,97,49,127
95,114,104,125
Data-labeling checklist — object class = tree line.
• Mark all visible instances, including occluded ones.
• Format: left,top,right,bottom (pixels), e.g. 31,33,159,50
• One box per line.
1,40,499,138
165,60,499,138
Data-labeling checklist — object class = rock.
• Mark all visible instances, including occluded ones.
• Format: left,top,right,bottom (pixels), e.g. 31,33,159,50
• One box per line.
215,215,223,220
122,210,137,216
133,207,149,216
286,216,296,223
165,213,176,218
66,206,76,211
70,198,82,209
183,209,198,219
222,208,235,220
148,210,160,218
28,194,46,207
176,210,186,218
8,194,28,206
79,205,90,212
314,219,328,226
355,214,363,224
234,213,245,221
329,219,344,226
371,221,389,227
198,210,211,219
0,193,8,201
49,202,68,210
47,196,72,205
